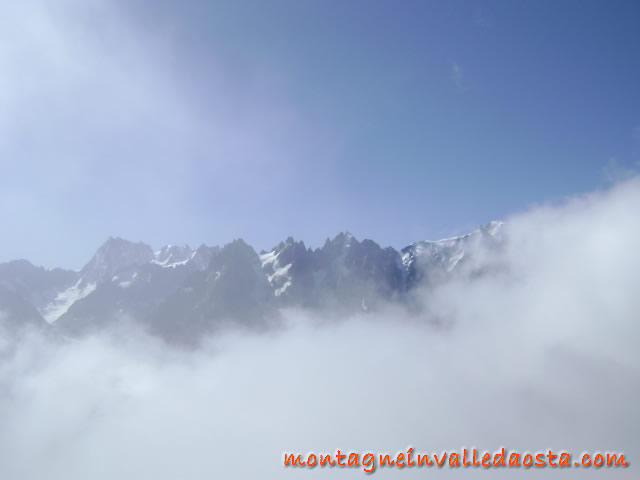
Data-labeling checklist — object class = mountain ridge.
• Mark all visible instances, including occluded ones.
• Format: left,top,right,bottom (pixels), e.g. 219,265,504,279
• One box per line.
0,223,503,343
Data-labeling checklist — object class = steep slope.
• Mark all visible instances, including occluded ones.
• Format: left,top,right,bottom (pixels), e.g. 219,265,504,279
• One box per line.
151,239,276,344
401,221,503,288
0,285,48,332
54,240,219,334
259,237,315,303
80,237,155,284
260,232,405,311
0,259,78,317
39,237,155,323
311,233,405,310
0,222,504,341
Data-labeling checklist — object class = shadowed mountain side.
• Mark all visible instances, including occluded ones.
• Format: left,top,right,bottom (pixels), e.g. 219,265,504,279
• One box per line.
0,286,48,331
260,234,406,312
0,260,78,314
0,223,502,342
150,239,278,345
55,262,201,336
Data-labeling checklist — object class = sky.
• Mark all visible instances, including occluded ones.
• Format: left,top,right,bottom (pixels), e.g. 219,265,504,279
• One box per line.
1,0,639,270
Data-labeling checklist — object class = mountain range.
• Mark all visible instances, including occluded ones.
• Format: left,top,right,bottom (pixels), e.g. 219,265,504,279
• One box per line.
0,222,502,344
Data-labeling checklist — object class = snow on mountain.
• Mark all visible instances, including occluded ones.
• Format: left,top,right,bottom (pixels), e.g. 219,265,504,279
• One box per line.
80,237,155,284
401,221,503,287
37,239,218,324
0,223,504,339
153,244,193,268
151,239,275,344
260,237,299,297
259,232,405,311
40,279,97,323
186,245,219,271
0,260,78,325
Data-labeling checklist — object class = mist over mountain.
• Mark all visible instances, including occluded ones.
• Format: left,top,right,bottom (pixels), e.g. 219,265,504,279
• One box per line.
0,225,501,343
1,0,638,477
1,178,638,480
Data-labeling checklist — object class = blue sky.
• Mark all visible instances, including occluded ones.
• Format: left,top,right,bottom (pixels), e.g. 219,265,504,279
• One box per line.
1,0,639,269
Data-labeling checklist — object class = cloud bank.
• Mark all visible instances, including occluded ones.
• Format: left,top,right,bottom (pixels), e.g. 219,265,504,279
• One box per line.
0,178,638,479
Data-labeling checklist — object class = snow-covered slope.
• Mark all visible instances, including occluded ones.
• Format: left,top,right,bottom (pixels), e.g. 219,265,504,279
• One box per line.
80,237,155,284
40,280,97,323
38,239,218,325
0,222,503,339
401,221,503,287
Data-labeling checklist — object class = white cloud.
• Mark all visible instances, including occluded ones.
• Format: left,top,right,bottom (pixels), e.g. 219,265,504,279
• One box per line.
0,177,639,478
603,157,639,183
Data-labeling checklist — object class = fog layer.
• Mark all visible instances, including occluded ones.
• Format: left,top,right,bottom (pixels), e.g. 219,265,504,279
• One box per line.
1,178,639,479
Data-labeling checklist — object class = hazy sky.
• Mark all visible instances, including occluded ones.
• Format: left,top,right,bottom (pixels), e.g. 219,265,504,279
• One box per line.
1,0,639,269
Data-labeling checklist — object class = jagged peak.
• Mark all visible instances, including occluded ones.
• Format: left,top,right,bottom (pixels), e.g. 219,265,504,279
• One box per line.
219,238,257,257
228,238,250,247
1,258,38,269
324,231,358,248
404,220,503,248
80,237,155,282
260,236,309,257
97,236,152,252
480,220,504,236
153,244,194,268
155,243,192,253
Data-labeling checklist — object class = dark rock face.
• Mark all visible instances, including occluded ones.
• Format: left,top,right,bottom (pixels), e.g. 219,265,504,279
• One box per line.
0,223,503,342
151,239,276,345
56,263,198,336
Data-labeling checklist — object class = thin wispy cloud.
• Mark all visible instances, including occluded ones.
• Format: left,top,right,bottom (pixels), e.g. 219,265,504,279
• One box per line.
603,157,640,184
451,62,465,89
